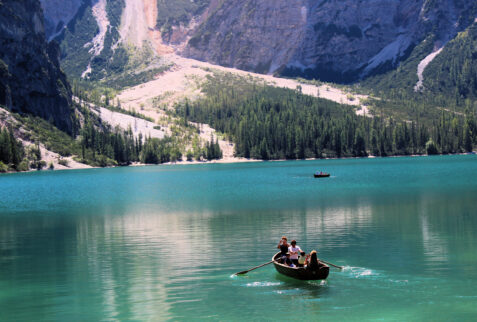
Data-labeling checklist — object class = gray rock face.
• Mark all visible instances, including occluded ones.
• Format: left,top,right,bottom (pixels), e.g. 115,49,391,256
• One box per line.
185,0,309,74
0,0,74,134
39,0,83,40
184,0,477,81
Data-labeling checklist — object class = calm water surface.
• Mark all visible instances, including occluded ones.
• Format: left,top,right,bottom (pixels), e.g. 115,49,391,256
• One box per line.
1,155,477,320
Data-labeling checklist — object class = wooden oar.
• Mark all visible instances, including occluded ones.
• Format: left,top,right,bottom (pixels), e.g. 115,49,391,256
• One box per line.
235,260,274,275
320,259,344,270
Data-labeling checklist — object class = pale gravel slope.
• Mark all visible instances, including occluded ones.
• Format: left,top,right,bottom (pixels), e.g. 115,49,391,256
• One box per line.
92,106,166,140
118,54,367,112
119,0,149,48
414,47,444,91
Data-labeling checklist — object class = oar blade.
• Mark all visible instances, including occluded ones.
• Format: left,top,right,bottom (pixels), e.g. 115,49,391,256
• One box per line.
321,259,344,270
235,270,249,275
234,260,274,276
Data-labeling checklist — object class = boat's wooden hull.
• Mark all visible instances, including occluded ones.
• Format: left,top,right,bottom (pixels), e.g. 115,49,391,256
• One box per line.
314,173,330,178
272,253,329,280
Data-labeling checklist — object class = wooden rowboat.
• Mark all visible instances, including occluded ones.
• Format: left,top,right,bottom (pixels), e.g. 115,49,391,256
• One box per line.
272,252,329,280
314,172,330,178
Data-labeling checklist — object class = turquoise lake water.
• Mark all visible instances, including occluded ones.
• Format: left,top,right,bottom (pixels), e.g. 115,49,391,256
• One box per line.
1,155,477,321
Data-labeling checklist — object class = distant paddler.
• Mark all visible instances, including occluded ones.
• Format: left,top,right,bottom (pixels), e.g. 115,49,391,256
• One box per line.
314,171,330,178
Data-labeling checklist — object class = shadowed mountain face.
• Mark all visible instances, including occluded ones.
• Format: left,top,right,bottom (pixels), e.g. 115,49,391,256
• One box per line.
40,0,83,40
40,0,477,83
0,0,74,134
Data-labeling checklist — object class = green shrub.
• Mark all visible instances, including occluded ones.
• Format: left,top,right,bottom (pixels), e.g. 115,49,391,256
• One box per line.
186,150,193,161
58,159,69,167
17,160,29,172
101,65,173,90
426,139,439,155
156,0,210,29
0,161,8,172
17,115,77,157
30,160,46,170
27,145,41,161
58,4,100,78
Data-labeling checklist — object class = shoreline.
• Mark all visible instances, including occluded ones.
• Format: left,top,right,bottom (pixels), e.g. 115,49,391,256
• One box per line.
3,151,475,175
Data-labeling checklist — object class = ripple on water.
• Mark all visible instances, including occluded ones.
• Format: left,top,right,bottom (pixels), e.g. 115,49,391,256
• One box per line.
273,288,303,295
245,281,282,287
388,279,409,285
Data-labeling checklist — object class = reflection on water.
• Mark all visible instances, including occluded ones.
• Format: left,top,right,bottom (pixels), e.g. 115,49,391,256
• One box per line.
1,155,477,320
420,215,449,265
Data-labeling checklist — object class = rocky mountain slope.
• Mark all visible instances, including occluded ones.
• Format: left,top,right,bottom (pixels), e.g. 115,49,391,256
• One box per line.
40,0,477,84
0,0,75,134
1,0,475,168
186,0,477,82
423,24,477,100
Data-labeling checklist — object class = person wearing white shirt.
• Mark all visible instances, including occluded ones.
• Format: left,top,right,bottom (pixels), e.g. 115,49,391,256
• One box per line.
288,240,302,266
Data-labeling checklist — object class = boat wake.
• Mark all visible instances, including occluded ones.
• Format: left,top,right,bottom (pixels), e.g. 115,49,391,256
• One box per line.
307,280,327,287
341,266,409,285
343,266,380,279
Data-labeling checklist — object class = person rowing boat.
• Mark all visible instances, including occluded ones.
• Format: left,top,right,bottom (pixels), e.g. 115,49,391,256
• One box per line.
288,239,302,266
277,236,289,263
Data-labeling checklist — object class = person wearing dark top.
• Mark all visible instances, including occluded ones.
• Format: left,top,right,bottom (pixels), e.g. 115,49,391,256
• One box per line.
277,236,289,263
307,250,320,270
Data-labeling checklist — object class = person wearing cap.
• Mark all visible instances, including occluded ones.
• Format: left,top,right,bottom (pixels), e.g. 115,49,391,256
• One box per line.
288,240,302,266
